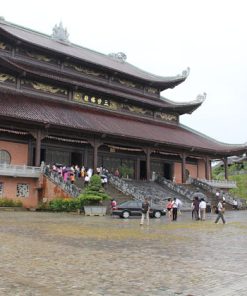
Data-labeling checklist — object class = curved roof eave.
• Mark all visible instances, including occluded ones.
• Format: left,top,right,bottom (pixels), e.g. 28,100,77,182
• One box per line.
0,20,189,88
160,92,206,115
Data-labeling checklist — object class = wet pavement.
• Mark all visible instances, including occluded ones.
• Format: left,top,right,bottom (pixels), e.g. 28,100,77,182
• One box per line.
0,210,247,296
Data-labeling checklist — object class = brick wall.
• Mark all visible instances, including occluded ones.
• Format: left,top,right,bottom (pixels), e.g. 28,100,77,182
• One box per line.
0,176,39,208
0,140,28,165
41,176,72,202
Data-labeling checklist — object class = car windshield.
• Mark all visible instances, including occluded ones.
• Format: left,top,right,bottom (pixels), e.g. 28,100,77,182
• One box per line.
120,201,142,207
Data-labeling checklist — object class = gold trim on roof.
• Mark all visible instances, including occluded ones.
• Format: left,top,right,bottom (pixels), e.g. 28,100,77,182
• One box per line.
0,42,6,50
25,51,52,62
0,73,16,83
31,81,67,95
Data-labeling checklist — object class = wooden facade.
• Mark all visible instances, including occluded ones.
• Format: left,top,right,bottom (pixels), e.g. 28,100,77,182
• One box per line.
0,19,246,207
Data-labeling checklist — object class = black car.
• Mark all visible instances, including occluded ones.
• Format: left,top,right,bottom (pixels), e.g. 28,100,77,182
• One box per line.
112,200,166,219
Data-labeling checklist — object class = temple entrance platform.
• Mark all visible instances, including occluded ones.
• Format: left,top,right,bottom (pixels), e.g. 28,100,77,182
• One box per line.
0,210,246,295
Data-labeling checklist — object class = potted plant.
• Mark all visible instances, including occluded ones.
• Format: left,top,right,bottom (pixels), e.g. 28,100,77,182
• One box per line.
119,165,134,179
78,174,110,216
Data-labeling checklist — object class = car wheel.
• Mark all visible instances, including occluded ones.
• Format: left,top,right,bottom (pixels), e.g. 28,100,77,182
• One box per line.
122,211,130,219
154,211,161,218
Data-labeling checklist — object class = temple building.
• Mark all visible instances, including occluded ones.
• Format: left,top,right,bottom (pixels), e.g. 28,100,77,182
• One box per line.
0,19,246,207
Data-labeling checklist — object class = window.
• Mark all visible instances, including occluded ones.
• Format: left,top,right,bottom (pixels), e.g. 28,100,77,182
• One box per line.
0,183,3,197
0,150,11,164
16,184,29,198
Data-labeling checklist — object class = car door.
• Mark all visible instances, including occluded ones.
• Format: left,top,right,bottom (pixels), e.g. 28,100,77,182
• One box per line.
131,201,142,216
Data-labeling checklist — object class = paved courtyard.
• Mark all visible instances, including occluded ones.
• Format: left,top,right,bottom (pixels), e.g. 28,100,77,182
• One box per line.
0,210,247,296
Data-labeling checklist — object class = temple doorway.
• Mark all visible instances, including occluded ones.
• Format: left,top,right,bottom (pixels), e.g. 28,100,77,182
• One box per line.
140,160,147,180
164,163,172,180
71,152,82,166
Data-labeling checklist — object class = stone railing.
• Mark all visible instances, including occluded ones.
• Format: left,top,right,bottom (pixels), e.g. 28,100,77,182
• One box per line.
108,174,144,201
197,178,237,188
42,166,81,198
156,176,195,202
0,163,41,178
191,178,246,208
108,174,192,208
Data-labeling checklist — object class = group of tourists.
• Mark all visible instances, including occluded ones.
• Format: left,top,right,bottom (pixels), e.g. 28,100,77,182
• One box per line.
166,197,183,221
191,197,208,221
139,194,228,226
140,197,183,226
46,163,108,187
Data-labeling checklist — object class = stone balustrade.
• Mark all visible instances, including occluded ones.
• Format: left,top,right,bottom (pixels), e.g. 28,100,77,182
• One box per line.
0,163,41,178
197,178,237,188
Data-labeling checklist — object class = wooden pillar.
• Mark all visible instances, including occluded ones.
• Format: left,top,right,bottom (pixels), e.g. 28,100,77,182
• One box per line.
209,159,212,180
205,156,210,180
223,157,228,180
30,129,46,167
135,158,140,180
143,148,152,181
88,138,103,172
84,148,88,168
35,131,41,167
181,153,187,183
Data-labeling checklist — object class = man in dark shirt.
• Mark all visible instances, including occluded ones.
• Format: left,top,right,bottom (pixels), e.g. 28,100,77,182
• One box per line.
140,198,150,226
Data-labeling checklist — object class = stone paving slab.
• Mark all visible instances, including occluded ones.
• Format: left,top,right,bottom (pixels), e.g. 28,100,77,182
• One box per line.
0,211,247,295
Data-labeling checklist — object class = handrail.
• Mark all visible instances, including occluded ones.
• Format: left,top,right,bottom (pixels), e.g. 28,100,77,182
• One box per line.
197,178,237,188
191,178,246,208
0,163,41,177
42,165,81,198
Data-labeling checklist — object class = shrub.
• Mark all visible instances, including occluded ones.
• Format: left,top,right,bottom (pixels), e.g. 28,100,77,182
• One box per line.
119,165,134,178
0,198,23,207
48,198,81,212
78,174,110,205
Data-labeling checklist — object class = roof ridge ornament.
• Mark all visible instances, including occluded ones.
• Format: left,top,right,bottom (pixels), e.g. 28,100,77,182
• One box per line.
51,22,70,43
108,52,127,63
177,67,190,78
196,92,207,102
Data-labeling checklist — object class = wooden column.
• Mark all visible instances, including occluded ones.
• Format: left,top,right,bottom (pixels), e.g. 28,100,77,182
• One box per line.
223,157,228,180
84,148,88,168
35,131,41,167
181,153,187,183
205,156,210,180
88,138,103,172
30,129,46,167
135,158,140,180
143,147,153,181
209,159,212,180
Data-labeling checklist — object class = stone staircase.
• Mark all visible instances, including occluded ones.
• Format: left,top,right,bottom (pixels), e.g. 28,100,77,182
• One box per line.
190,178,247,209
108,175,192,210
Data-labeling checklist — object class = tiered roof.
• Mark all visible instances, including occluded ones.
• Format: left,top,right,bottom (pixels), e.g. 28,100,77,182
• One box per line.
0,19,246,156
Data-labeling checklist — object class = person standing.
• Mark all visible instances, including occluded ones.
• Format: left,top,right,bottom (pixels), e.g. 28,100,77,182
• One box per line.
233,199,238,210
193,196,200,220
166,198,173,221
215,199,226,224
172,198,178,221
110,198,117,215
140,198,150,226
191,198,195,220
199,198,207,221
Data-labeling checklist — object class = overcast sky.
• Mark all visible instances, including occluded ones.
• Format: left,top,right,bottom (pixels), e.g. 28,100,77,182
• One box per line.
1,0,247,144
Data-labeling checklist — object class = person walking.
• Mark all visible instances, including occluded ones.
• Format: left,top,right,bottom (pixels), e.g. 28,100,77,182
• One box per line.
215,199,226,224
166,198,173,221
199,198,207,221
191,198,195,220
140,198,150,226
172,197,178,221
193,196,200,221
